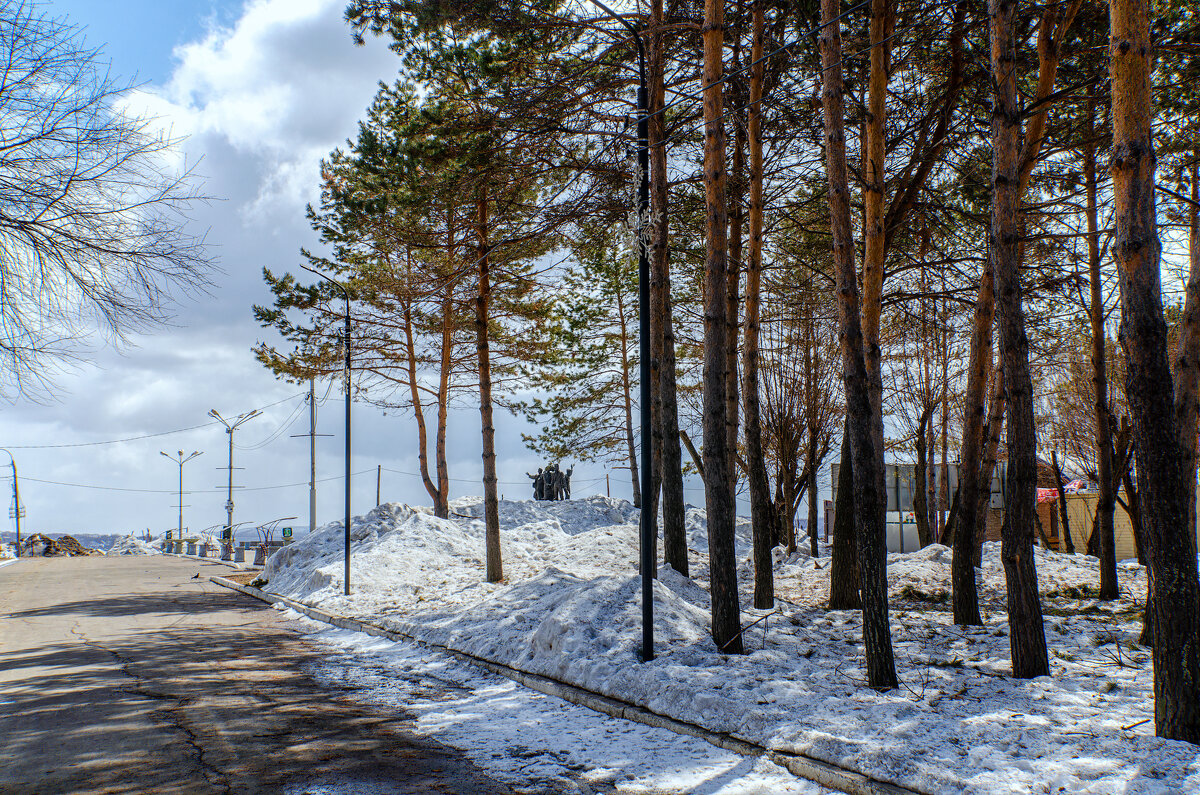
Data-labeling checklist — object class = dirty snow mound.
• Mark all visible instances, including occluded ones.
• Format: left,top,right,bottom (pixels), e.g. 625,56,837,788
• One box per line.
108,534,157,555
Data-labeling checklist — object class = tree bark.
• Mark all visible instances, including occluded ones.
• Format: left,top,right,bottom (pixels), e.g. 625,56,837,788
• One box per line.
1110,0,1200,741
649,0,687,576
702,0,743,653
1173,153,1200,559
1083,85,1117,595
744,0,773,609
475,191,502,583
403,298,439,511
1051,449,1073,554
820,0,896,688
991,0,1049,678
830,426,861,608
435,281,452,518
913,406,933,547
726,20,745,498
952,262,993,625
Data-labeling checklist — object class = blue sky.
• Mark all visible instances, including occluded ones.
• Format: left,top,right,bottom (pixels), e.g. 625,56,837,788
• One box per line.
54,0,242,83
0,0,703,539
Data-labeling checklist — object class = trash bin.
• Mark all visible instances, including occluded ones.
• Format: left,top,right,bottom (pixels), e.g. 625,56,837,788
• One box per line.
234,547,247,563
186,542,196,556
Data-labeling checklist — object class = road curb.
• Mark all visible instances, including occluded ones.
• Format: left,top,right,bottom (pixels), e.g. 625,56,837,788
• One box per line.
210,575,920,795
164,552,253,570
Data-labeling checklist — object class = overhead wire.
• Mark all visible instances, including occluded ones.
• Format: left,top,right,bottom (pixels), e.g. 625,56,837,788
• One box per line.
19,468,380,495
1,391,307,450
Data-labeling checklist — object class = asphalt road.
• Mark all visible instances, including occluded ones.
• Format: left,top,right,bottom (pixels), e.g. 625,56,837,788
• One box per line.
0,554,514,794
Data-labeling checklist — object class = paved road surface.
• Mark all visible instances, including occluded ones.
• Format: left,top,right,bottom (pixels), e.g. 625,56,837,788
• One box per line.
0,554,515,794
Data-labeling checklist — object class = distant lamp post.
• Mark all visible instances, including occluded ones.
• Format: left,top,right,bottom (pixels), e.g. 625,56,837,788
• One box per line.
208,409,261,560
161,450,202,553
302,264,352,596
0,449,22,558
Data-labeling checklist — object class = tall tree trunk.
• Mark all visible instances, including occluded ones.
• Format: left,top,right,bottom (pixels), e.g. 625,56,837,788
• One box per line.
914,407,933,547
1083,86,1117,595
991,0,1049,678
649,0,687,575
435,282,452,518
744,0,773,609
1051,449,1073,554
974,367,1006,559
1173,153,1200,558
475,191,502,583
726,17,745,497
819,0,896,688
403,298,439,510
702,0,743,653
1111,0,1200,741
807,439,820,556
952,261,993,624
830,426,860,606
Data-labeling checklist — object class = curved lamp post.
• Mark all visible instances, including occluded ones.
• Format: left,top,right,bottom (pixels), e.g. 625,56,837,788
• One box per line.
0,449,21,557
161,450,202,553
208,409,261,560
302,264,352,596
582,0,654,662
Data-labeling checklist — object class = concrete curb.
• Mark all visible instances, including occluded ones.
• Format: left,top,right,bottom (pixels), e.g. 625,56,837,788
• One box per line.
210,576,920,795
163,552,255,570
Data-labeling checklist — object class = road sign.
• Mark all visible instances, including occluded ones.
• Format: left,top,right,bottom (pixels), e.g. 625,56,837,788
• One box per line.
282,527,293,539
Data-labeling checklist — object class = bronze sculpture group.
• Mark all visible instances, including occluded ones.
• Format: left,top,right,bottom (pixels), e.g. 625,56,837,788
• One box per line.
527,463,572,501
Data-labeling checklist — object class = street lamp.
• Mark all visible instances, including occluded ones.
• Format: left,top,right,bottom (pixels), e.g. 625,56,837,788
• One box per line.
582,0,654,662
301,264,352,596
161,450,202,553
208,409,260,560
0,449,22,558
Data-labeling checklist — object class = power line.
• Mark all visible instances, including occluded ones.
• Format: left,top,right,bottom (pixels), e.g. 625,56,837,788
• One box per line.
1,392,307,450
19,468,379,495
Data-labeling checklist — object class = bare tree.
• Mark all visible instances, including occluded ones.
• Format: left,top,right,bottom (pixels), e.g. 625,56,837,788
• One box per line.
0,2,210,398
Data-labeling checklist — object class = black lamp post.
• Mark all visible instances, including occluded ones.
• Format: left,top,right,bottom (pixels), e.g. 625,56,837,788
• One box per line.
581,0,654,662
303,264,352,597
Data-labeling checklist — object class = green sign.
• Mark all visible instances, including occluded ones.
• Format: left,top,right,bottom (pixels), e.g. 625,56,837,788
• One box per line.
282,527,293,539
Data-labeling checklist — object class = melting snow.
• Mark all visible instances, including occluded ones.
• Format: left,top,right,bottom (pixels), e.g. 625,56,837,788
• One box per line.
263,496,1200,794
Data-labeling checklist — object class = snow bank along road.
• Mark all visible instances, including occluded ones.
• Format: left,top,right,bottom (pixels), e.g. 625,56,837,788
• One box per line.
0,555,515,793
0,554,827,794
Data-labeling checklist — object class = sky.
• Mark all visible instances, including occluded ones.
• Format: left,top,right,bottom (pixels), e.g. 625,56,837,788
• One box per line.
0,0,684,539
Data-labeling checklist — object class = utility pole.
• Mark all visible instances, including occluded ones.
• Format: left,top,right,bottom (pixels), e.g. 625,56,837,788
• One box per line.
0,449,22,557
208,409,260,560
161,450,202,552
302,264,352,596
376,464,381,506
292,379,331,536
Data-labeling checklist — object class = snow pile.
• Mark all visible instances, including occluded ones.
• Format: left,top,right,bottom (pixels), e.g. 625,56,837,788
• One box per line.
107,534,158,555
263,496,1200,794
0,542,14,559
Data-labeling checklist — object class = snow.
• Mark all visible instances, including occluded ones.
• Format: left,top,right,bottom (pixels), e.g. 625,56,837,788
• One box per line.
282,610,823,793
263,496,1200,794
107,534,159,555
